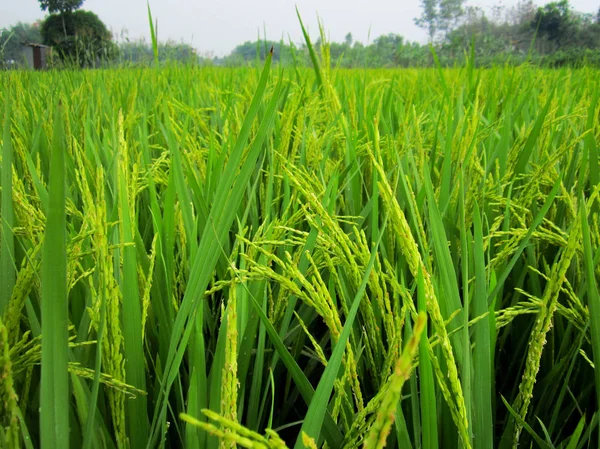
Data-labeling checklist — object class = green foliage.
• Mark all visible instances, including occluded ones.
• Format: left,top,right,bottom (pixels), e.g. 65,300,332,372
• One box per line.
117,39,202,65
436,0,600,66
0,22,43,67
415,0,439,40
39,0,83,14
222,36,431,69
5,0,600,70
1,10,600,449
40,100,69,449
40,10,116,66
533,0,573,44
1,87,14,319
146,2,158,66
414,0,466,41
220,1,599,69
1,57,599,449
227,40,293,65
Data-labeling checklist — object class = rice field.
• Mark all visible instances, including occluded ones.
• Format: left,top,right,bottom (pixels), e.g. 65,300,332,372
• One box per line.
1,51,599,449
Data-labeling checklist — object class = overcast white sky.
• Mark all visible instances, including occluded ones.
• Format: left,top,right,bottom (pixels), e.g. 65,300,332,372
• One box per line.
1,0,598,55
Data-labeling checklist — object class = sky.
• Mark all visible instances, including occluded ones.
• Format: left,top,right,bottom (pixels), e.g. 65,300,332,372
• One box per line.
1,0,598,56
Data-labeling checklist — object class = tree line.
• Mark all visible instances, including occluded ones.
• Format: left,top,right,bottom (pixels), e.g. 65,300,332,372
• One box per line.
2,0,599,68
225,1,600,68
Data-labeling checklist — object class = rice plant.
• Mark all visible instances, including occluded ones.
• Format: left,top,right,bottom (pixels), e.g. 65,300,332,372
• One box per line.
0,37,599,449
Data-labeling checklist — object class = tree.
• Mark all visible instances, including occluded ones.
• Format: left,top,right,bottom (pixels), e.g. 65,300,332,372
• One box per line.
438,0,466,35
415,0,465,41
371,34,403,66
41,10,116,66
117,38,203,65
415,0,438,41
39,0,84,38
39,0,84,14
344,32,353,47
533,0,574,45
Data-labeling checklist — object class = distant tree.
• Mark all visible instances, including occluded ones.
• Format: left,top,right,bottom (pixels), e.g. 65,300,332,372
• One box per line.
38,0,84,38
507,1,537,27
117,38,203,65
41,10,116,66
371,33,403,66
415,0,438,41
39,0,84,14
213,0,600,70
415,0,466,41
438,0,466,35
350,41,365,66
344,32,353,47
160,40,199,63
533,0,574,45
226,40,293,65
445,6,489,53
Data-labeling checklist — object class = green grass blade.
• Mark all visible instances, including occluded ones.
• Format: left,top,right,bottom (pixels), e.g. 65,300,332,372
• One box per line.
584,89,599,189
246,284,344,448
422,168,466,368
501,396,553,449
40,101,69,449
581,194,600,449
118,127,148,449
0,85,15,318
565,414,586,449
513,90,553,176
394,405,414,449
472,201,493,449
459,171,472,443
296,7,323,90
147,2,159,65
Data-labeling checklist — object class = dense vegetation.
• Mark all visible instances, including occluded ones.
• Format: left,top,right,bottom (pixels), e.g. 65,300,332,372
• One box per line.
0,22,43,66
37,0,117,66
1,29,599,449
40,10,117,66
2,0,600,68
225,1,600,68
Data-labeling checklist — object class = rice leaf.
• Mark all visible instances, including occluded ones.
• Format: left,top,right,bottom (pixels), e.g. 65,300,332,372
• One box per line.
40,101,69,449
0,85,15,318
581,194,600,449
